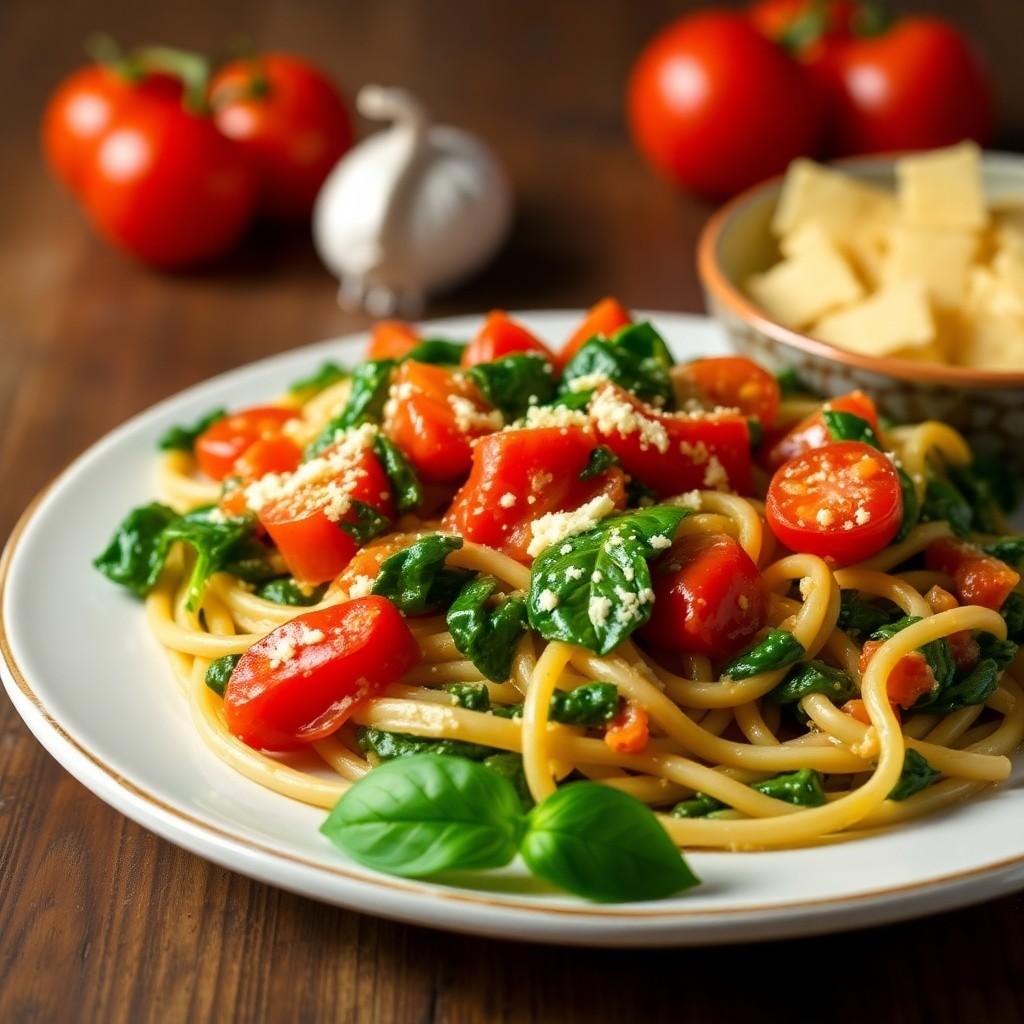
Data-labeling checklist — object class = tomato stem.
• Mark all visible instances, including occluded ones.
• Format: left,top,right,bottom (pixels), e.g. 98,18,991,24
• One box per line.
84,32,144,83
133,45,212,114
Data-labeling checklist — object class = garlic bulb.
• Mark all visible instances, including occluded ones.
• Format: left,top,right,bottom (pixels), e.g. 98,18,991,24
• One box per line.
313,85,513,316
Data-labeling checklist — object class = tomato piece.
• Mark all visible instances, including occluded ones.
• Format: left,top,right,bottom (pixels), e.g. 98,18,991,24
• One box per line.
461,310,554,368
442,426,626,563
591,384,753,497
640,532,765,657
258,447,396,584
673,356,781,426
924,585,980,672
333,533,419,595
224,597,419,751
858,641,936,709
925,538,1021,611
234,435,303,481
764,391,879,471
195,406,298,481
766,441,902,567
604,701,650,754
383,361,500,483
841,698,901,726
366,320,420,361
211,53,353,220
559,298,632,367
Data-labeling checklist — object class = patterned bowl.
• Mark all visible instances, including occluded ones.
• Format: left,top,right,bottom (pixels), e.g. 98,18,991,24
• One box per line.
697,152,1024,468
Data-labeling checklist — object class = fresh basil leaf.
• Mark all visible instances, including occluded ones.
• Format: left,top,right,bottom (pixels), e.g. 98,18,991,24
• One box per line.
1002,593,1024,643
481,752,534,810
405,338,466,365
527,505,689,655
769,661,857,705
837,591,900,637
356,726,498,763
609,321,675,369
467,353,556,421
823,410,881,447
579,446,620,481
372,534,472,615
93,503,179,596
921,475,973,537
205,654,240,697
447,576,528,682
982,537,1024,569
307,359,395,457
257,577,326,606
751,768,825,807
288,361,348,400
520,783,698,902
722,629,805,681
888,749,940,801
157,408,226,452
560,327,673,407
548,682,619,725
444,683,491,712
372,434,422,513
322,754,524,877
340,500,391,545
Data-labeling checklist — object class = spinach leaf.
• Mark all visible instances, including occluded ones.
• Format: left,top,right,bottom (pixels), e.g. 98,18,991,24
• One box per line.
520,782,698,902
527,505,689,655
257,577,326,606
551,389,593,412
978,635,1018,670
93,503,180,596
579,446,620,481
722,629,805,681
752,768,826,806
288,361,348,400
982,537,1024,569
405,338,466,365
951,457,1019,532
306,359,395,457
447,576,528,682
548,682,619,725
894,464,922,541
823,409,881,447
1002,593,1024,643
888,749,940,801
157,408,226,452
467,353,556,420
204,654,240,697
373,434,422,513
923,659,1001,715
560,322,674,406
481,752,533,810
372,534,473,615
837,590,900,637
444,683,492,712
610,321,675,369
769,661,857,705
671,793,724,818
356,726,498,763
340,500,391,544
921,476,973,537
775,367,814,398
321,754,524,876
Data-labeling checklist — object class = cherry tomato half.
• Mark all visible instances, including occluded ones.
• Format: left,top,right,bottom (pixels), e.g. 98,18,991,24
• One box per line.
673,356,781,426
195,406,298,481
224,597,419,751
766,441,902,566
763,391,879,471
559,297,632,367
366,320,420,361
461,311,554,368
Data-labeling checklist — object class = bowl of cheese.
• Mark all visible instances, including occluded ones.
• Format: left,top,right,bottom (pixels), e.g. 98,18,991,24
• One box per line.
698,143,1024,461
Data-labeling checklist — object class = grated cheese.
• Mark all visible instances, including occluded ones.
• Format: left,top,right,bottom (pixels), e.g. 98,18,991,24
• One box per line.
527,494,616,558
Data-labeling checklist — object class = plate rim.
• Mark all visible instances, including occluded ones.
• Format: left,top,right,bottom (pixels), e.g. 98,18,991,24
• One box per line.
4,310,1024,945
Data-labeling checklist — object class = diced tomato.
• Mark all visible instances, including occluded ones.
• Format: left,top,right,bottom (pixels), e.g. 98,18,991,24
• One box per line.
640,532,765,657
442,426,626,562
367,320,420,361
195,406,298,481
673,356,781,427
925,584,980,672
841,698,902,726
926,537,1021,611
559,297,632,366
461,310,555,367
766,441,902,567
258,447,396,584
383,361,499,483
591,383,753,497
858,640,937,709
764,391,880,471
219,434,305,518
604,701,650,754
223,597,419,751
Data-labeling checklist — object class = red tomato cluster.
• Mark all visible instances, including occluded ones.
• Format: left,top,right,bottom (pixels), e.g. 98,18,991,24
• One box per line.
627,5,994,198
42,47,352,268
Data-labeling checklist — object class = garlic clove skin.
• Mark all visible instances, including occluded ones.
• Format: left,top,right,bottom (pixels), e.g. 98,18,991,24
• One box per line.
313,85,513,316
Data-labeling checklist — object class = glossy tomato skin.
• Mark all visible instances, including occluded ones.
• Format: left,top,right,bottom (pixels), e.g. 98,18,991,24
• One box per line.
673,356,781,426
195,406,298,481
443,426,626,562
925,538,1021,611
592,384,753,497
641,532,765,657
211,53,352,220
627,11,821,198
858,641,936,709
766,441,902,566
461,311,554,368
384,361,499,483
763,391,879,471
80,90,255,268
224,597,419,751
827,17,993,155
559,298,632,367
366,320,420,361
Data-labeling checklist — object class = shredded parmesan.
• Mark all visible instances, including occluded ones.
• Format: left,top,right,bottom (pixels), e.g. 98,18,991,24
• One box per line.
527,495,616,558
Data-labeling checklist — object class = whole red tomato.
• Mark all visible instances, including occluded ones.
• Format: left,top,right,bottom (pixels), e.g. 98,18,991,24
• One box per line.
825,17,993,155
79,85,256,268
627,10,821,198
211,53,352,220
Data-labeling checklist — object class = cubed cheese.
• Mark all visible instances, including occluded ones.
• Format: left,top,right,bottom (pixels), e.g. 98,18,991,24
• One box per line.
966,265,1024,318
896,143,989,231
958,311,1024,370
883,226,978,308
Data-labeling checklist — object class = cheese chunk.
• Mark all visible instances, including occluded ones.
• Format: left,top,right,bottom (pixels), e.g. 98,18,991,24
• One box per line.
966,265,1024,318
958,311,1024,370
896,144,989,231
883,226,978,308
812,279,935,357
748,225,863,328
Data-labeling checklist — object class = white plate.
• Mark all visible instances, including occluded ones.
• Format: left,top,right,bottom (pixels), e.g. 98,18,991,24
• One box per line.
3,311,1024,947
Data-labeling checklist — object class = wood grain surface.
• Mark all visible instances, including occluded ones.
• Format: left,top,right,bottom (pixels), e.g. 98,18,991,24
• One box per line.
3,1,1024,1021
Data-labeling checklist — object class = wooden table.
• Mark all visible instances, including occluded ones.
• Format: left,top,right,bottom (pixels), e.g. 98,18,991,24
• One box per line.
3,1,1024,1020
